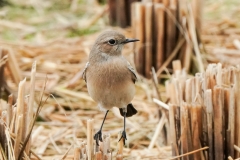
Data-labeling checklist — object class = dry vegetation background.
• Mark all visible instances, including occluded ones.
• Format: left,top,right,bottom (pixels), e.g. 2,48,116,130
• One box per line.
1,0,240,159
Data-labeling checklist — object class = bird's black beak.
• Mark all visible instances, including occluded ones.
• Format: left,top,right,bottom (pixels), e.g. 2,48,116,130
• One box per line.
123,38,139,44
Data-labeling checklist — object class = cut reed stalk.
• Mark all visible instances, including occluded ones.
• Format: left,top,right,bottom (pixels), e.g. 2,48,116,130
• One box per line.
155,4,165,71
213,86,224,159
144,2,153,78
73,145,81,160
204,89,213,160
117,131,123,159
130,0,202,78
87,119,94,160
234,69,240,157
166,62,240,159
132,2,145,75
169,104,177,156
4,48,22,85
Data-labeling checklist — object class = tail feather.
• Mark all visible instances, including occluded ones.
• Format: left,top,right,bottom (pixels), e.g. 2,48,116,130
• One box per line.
119,103,137,117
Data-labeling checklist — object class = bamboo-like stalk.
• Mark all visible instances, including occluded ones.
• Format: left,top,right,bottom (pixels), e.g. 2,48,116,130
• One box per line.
7,94,13,128
73,146,81,160
194,74,202,102
5,129,14,160
132,2,145,75
116,154,123,160
228,87,235,158
126,0,137,26
154,4,165,71
80,142,86,159
191,77,197,103
27,61,36,130
191,103,201,159
205,64,217,90
14,115,23,159
213,86,224,159
4,48,22,84
165,0,177,60
180,102,189,160
172,60,182,78
102,133,111,159
116,0,127,28
144,2,153,78
234,69,240,158
109,0,138,27
191,0,203,33
10,107,16,134
182,42,191,73
87,119,94,160
204,89,213,160
165,108,171,146
25,61,37,156
216,63,222,86
16,79,25,120
174,78,183,106
108,0,117,25
165,81,173,104
175,106,181,147
187,4,204,73
95,151,102,160
0,111,7,156
131,1,136,38
104,152,111,160
16,78,26,144
117,131,123,159
185,79,193,103
224,87,235,158
169,104,177,156
152,68,162,101
195,92,203,136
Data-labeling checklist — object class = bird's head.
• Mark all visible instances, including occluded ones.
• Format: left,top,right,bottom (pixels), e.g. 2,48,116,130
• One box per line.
91,30,139,57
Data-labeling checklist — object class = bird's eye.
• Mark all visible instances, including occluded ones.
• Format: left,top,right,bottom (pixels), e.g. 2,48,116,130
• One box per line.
108,39,116,45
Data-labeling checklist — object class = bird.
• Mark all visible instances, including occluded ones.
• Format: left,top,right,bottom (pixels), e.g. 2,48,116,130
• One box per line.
82,30,139,146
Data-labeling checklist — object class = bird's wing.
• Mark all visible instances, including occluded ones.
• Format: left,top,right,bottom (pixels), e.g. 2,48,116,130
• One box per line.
82,62,89,83
127,61,137,83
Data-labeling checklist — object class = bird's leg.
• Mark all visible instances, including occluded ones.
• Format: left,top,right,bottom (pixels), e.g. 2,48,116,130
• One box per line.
118,109,127,145
94,110,109,146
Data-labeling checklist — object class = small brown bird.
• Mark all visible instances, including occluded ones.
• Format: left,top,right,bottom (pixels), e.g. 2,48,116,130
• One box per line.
82,30,139,145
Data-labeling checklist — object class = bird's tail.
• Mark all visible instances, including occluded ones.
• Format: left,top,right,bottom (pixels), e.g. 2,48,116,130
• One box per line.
119,103,137,117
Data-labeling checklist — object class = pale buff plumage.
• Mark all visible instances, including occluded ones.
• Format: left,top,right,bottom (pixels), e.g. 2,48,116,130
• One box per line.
82,30,139,145
83,30,137,111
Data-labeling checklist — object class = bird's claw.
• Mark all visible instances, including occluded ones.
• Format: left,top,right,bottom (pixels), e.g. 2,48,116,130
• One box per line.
94,130,103,146
118,130,127,146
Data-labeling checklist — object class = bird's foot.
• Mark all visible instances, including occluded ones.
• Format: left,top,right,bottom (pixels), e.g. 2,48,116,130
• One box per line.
118,130,127,146
94,130,103,146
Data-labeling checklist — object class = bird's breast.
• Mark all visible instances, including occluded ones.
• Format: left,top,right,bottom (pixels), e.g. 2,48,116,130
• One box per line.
88,57,131,85
86,57,135,109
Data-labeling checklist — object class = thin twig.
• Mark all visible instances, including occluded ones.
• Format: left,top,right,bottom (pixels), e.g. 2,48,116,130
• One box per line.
60,143,74,160
160,147,209,160
156,38,185,77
